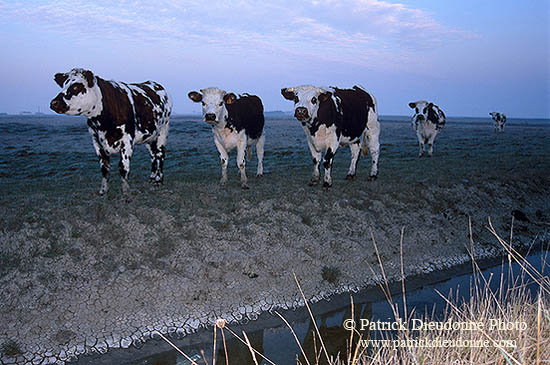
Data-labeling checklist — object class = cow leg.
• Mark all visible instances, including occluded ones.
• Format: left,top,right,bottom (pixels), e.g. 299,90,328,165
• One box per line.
99,151,110,195
346,142,360,180
236,135,249,189
146,141,166,185
118,137,134,195
366,132,380,180
214,137,229,185
418,138,424,157
255,134,265,177
307,140,321,186
427,135,436,157
90,130,110,195
147,123,168,185
366,110,380,180
323,139,339,188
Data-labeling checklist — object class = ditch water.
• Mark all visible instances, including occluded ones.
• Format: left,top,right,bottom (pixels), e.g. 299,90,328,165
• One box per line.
76,247,549,365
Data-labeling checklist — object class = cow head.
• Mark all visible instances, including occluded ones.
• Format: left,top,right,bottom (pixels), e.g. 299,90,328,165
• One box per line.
281,85,332,123
188,87,237,126
50,68,102,117
408,100,434,124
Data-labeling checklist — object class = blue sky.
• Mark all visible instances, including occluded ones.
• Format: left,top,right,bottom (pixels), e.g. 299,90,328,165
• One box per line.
0,0,548,117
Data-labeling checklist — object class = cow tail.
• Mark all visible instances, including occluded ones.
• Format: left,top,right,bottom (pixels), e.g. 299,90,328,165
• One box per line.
361,130,369,157
247,145,252,161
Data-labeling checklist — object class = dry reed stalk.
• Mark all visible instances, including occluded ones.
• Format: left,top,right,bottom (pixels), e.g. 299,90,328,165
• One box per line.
275,310,311,365
243,331,259,365
293,272,331,363
156,332,198,365
223,325,276,365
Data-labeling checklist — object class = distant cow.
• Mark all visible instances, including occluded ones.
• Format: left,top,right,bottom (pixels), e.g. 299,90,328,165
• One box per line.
50,68,172,195
489,112,506,132
408,100,446,157
188,87,265,189
281,85,380,187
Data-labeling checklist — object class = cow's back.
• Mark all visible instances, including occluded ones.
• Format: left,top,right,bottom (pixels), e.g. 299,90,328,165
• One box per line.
427,105,446,130
226,94,265,140
333,86,375,138
128,81,171,136
94,78,135,132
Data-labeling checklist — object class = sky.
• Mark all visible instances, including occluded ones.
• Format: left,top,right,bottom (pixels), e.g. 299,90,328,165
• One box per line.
0,0,548,117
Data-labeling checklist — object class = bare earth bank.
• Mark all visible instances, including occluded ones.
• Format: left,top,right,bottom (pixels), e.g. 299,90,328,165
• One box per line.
1,142,549,364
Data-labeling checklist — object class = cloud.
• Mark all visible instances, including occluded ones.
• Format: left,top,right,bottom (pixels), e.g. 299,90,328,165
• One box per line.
0,0,477,68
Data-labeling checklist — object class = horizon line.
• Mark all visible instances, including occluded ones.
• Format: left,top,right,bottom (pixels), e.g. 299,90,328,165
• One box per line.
2,111,549,120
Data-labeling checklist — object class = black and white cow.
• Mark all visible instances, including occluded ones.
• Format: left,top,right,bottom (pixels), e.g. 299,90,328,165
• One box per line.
50,68,172,195
408,100,446,157
281,85,380,187
188,87,265,189
489,112,506,132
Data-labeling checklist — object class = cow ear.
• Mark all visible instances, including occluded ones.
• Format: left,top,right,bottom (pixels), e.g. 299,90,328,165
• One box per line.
223,93,237,105
83,70,95,88
54,73,68,87
427,102,434,108
408,102,416,109
319,91,332,103
281,88,295,101
188,91,203,103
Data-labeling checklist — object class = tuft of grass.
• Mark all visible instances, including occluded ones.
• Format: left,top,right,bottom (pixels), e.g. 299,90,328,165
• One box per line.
101,221,125,246
93,203,106,223
211,220,231,232
0,254,21,277
70,227,82,239
301,213,313,227
1,339,22,357
92,254,117,278
67,247,82,262
3,203,37,231
43,240,65,258
38,271,58,288
183,227,199,242
155,231,175,258
321,266,341,285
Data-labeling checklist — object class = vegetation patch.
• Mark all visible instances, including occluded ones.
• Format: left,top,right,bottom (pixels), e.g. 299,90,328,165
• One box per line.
321,265,341,284
1,339,22,357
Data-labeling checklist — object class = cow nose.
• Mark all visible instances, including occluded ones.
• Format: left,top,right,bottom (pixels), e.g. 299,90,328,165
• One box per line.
205,113,216,121
294,107,309,120
50,95,67,113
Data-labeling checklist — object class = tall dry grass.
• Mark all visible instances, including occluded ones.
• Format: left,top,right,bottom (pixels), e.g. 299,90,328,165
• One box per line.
160,218,549,364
